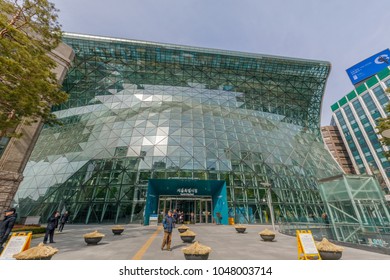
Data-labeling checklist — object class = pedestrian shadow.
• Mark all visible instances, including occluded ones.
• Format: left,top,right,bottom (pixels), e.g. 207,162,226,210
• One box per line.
170,244,187,250
85,242,110,246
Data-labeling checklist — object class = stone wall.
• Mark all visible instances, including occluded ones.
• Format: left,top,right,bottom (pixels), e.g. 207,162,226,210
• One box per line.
0,171,23,218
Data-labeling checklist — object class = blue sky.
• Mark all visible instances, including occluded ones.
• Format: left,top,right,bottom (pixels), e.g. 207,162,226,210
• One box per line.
52,0,389,125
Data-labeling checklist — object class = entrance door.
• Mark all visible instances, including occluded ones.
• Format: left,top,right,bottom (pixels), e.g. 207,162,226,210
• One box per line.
158,196,213,224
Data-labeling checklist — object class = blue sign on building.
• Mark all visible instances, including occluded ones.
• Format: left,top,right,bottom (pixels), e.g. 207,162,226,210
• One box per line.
346,49,390,85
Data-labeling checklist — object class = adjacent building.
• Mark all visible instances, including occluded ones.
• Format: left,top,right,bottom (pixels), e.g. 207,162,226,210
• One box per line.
331,51,390,193
321,125,356,174
14,33,344,225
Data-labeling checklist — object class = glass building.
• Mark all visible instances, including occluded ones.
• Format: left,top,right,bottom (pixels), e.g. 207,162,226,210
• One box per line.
14,33,343,224
331,67,390,193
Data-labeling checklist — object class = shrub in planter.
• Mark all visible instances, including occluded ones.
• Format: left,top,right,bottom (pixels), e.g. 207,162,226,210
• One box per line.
316,238,343,260
111,225,125,235
83,231,105,245
180,230,196,243
234,224,247,233
259,228,276,241
12,226,46,235
182,241,211,260
13,242,58,260
178,225,189,233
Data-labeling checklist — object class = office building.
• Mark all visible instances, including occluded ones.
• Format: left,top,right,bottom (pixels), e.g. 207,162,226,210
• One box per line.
321,125,356,174
331,52,390,193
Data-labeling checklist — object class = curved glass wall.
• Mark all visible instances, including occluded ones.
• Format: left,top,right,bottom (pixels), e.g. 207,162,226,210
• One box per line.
14,33,342,224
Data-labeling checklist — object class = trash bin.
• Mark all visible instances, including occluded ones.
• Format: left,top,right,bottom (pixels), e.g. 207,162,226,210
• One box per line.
228,217,235,225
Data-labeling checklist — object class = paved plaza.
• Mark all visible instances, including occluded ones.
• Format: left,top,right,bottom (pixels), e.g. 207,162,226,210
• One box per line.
27,224,390,260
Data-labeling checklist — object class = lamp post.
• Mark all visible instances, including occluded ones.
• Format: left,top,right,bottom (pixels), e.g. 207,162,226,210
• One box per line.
260,182,275,231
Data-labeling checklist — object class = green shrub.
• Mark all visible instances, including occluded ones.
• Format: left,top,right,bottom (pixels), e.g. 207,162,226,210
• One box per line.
12,226,46,234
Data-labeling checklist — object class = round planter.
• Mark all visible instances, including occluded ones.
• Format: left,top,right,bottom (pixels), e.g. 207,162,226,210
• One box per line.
178,228,188,233
181,235,196,243
112,229,124,235
318,251,342,260
18,255,54,260
84,237,103,245
35,256,54,260
260,234,275,242
184,253,209,260
235,227,246,233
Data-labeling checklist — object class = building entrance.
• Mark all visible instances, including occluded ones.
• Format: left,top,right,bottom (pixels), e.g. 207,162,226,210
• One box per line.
158,196,213,224
144,178,228,225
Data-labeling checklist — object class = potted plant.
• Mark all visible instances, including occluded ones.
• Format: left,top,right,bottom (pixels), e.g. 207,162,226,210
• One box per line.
83,230,105,245
111,225,125,235
316,238,344,260
182,241,212,260
259,228,276,241
180,230,196,243
234,224,247,233
13,242,58,260
177,224,189,233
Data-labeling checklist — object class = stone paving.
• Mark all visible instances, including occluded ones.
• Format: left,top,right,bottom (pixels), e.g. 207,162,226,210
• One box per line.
29,224,390,260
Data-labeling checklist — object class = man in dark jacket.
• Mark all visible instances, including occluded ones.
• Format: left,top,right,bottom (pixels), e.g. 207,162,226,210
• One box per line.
0,208,17,248
43,211,60,244
161,210,175,251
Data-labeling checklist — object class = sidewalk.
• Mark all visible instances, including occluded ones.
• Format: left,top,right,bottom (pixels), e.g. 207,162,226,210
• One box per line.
30,224,390,260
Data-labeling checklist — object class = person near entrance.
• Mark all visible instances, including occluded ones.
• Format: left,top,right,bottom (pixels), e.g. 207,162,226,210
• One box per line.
161,210,175,251
173,209,178,225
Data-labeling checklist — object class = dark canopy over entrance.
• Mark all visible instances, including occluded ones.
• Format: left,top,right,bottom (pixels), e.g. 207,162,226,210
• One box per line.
145,179,228,225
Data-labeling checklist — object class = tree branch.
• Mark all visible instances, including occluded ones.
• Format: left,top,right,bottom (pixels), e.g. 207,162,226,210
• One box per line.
0,6,24,38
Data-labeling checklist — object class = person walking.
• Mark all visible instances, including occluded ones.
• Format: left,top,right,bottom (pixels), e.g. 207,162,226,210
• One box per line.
0,208,17,250
322,213,330,225
161,210,175,251
43,211,60,244
58,211,69,232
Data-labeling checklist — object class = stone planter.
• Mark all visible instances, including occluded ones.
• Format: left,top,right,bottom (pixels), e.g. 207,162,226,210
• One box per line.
184,253,209,260
235,227,246,233
318,251,342,260
29,256,54,260
12,243,58,260
178,228,188,233
260,234,275,241
181,235,196,243
112,228,124,235
182,241,212,260
84,236,103,245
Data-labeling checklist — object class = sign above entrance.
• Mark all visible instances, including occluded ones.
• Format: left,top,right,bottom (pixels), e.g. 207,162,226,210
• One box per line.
177,188,198,196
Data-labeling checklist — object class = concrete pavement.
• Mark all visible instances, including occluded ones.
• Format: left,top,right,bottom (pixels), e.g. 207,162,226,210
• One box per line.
29,224,390,260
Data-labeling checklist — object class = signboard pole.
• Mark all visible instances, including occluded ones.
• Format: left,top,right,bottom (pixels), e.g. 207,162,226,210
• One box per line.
296,230,321,260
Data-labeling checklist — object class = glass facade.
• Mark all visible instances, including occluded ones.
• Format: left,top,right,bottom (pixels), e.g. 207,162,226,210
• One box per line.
14,33,342,224
318,174,390,248
281,174,390,249
332,69,390,192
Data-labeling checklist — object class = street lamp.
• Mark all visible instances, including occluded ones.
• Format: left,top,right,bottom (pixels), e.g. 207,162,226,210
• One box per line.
260,182,275,231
